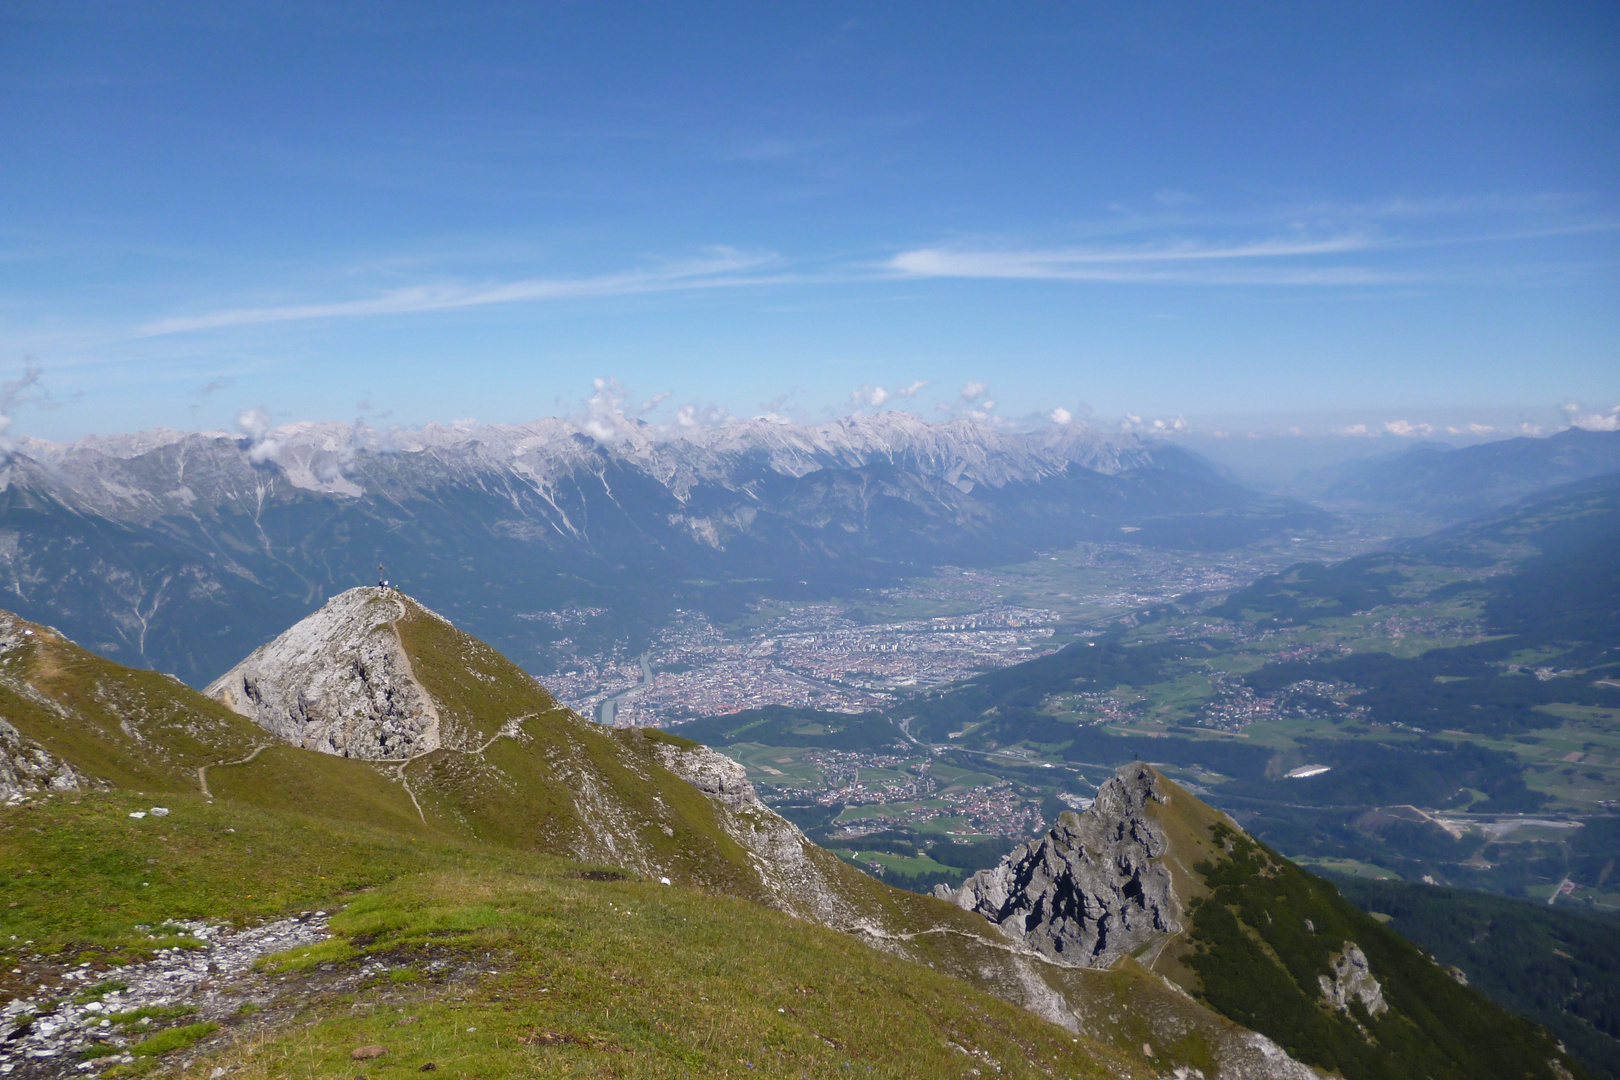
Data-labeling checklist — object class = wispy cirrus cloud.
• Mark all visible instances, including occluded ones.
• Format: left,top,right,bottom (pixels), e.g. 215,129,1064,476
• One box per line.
134,249,781,337
887,235,1408,285
887,194,1618,287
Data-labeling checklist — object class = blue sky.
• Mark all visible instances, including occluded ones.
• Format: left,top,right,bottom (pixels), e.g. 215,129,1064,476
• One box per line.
1,2,1616,443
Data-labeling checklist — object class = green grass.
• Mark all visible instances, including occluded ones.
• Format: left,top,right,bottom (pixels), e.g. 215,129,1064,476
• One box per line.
0,791,437,950
107,1004,197,1026
71,979,129,1003
162,867,1131,1080
130,1021,219,1057
848,849,962,877
1295,856,1404,880
6,790,1150,1080
0,623,263,796
255,937,355,974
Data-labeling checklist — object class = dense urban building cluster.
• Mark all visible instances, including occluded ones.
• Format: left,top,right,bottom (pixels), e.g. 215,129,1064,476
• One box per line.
544,600,1061,725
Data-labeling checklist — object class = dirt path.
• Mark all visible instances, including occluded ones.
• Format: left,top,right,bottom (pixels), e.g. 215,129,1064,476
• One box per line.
197,744,269,800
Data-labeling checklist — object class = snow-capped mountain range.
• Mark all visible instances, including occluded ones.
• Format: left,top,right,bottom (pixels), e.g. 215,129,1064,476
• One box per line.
12,412,1141,515
0,412,1325,684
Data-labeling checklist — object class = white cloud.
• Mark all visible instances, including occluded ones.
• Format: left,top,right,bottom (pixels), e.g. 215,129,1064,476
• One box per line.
848,384,889,409
894,380,929,398
888,235,1398,288
135,250,778,337
1446,422,1496,436
236,407,281,462
1049,407,1073,425
1119,412,1188,435
1341,424,1372,436
580,377,633,441
0,366,43,446
1383,420,1433,437
672,402,729,430
936,381,1001,424
633,390,672,416
1563,403,1620,432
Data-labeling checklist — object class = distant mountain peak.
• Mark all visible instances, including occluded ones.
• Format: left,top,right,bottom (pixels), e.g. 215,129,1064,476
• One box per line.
0,411,1324,686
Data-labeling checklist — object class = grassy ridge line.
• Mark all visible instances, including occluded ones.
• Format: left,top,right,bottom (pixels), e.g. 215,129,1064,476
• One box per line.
1334,877,1620,1080
1182,822,1580,1080
0,597,787,903
0,792,1150,1080
392,600,775,894
0,619,264,794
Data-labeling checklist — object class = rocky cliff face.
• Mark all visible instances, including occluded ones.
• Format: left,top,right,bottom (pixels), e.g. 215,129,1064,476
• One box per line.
650,741,857,926
937,761,1183,967
207,588,441,759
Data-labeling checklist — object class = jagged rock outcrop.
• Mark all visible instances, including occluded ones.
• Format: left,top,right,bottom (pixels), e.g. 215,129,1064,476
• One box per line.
651,741,856,926
0,717,86,800
206,588,441,759
652,741,762,811
937,761,1181,967
1318,941,1389,1017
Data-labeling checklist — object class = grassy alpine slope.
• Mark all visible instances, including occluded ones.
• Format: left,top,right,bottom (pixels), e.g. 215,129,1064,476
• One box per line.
0,791,1143,1080
0,602,1195,1078
1179,821,1571,1080
1022,766,1588,1080
1334,878,1620,1080
0,595,1591,1079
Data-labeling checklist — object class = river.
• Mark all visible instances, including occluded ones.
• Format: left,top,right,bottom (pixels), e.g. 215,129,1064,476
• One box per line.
596,651,653,726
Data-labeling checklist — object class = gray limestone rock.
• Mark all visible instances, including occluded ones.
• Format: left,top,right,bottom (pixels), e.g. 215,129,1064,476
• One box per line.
0,717,86,801
651,741,761,812
1317,941,1388,1017
206,587,441,760
936,761,1182,968
651,741,856,926
0,913,331,1077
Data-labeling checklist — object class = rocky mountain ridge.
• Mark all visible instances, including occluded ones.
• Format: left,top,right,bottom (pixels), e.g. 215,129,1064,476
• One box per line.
14,412,1146,506
0,412,1331,684
937,761,1185,967
946,763,1579,1080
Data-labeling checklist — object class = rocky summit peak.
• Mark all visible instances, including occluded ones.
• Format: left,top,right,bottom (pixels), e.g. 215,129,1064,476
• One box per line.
936,761,1183,968
206,587,443,760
